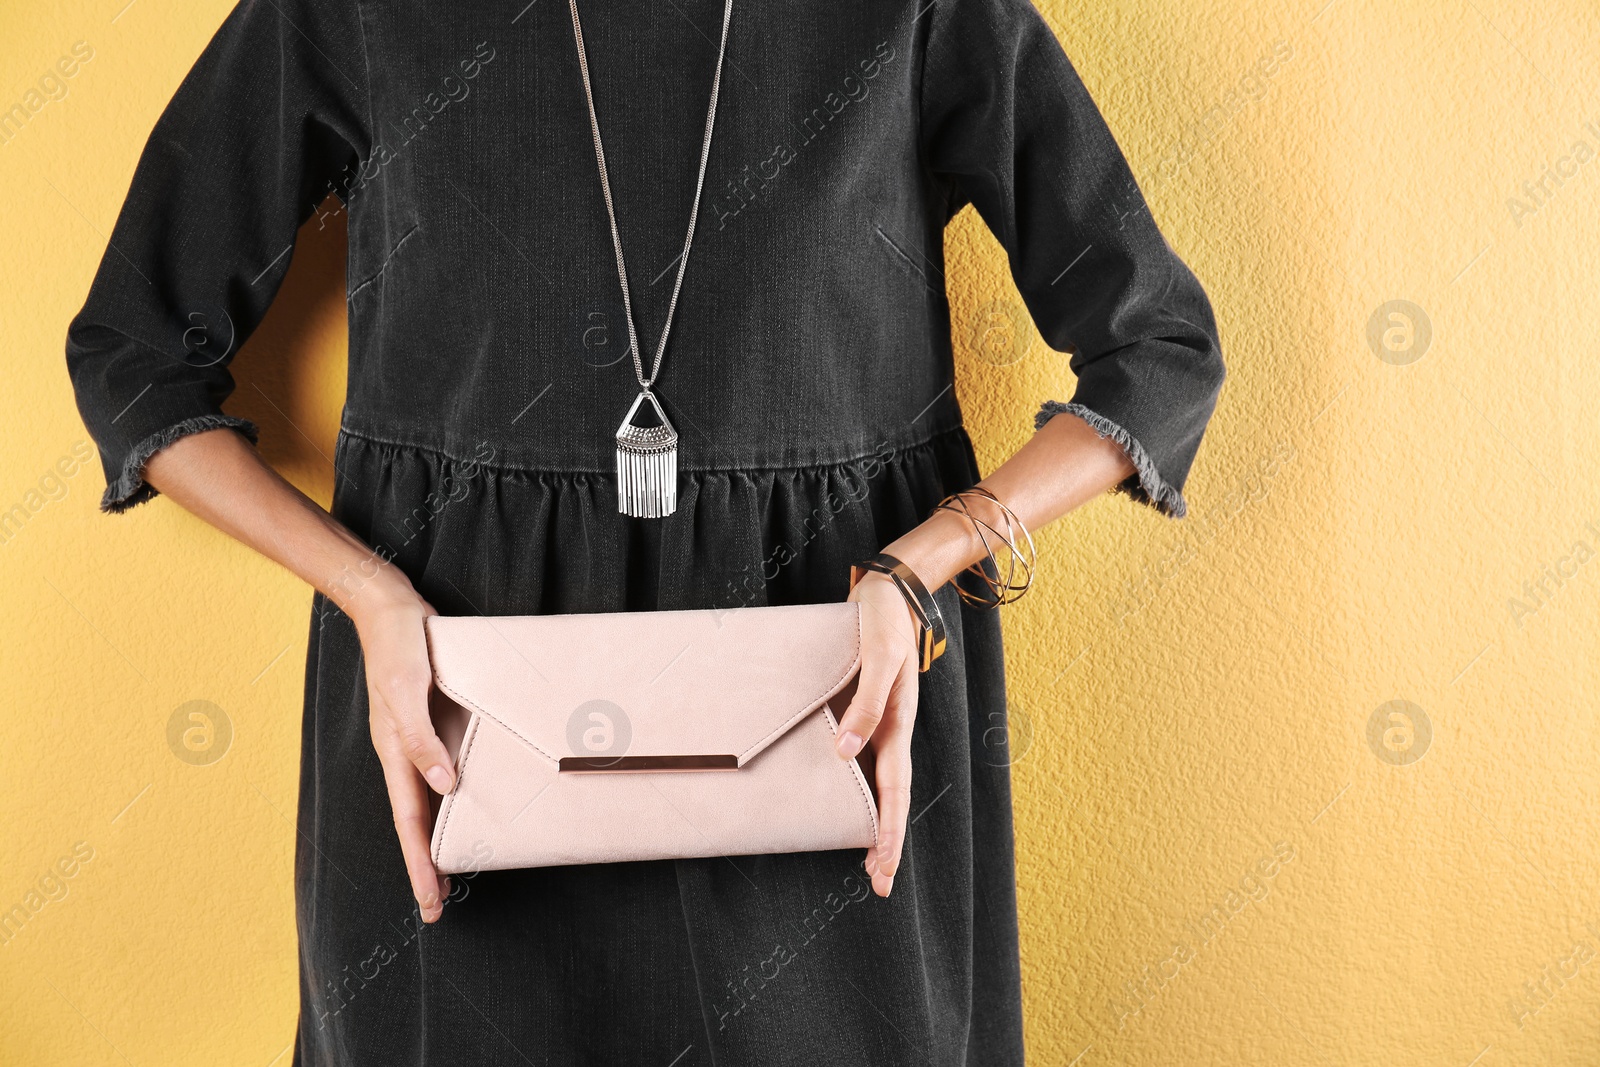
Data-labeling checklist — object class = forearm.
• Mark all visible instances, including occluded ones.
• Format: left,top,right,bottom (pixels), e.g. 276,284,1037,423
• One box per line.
884,411,1137,589
142,428,418,617
143,428,456,917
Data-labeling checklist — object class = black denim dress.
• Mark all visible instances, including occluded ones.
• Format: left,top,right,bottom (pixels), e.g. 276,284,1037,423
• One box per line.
65,0,1224,1063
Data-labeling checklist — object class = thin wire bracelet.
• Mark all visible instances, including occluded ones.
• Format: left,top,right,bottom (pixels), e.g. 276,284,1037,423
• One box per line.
933,487,1037,607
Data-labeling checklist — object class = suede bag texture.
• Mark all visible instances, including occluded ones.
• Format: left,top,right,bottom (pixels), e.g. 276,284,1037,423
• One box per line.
425,602,880,872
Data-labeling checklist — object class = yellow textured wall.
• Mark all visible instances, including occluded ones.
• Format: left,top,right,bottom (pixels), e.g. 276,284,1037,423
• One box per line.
3,1,1598,1064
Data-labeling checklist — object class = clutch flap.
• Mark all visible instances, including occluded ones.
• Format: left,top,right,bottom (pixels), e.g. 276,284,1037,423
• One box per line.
424,602,862,769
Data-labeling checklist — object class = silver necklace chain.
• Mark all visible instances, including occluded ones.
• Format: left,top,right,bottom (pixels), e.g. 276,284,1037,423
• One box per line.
566,0,734,391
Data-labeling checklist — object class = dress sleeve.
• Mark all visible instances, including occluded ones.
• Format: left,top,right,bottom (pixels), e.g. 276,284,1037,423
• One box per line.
65,0,370,513
919,0,1225,518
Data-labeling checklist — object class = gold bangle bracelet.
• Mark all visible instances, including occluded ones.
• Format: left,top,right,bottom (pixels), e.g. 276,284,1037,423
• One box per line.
932,486,1037,608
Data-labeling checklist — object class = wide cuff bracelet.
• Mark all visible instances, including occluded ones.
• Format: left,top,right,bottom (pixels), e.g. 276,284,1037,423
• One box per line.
849,552,948,672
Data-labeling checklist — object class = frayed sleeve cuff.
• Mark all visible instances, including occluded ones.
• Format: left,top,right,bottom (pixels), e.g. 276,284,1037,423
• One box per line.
1035,400,1189,519
100,413,258,514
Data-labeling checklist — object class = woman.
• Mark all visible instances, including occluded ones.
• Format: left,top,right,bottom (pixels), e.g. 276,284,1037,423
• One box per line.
65,0,1223,1062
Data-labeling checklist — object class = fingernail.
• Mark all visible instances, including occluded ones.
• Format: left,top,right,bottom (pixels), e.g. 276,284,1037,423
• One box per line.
882,875,894,896
425,766,453,794
837,731,865,760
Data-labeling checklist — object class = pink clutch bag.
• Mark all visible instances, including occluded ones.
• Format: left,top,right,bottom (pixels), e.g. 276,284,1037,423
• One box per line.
424,602,880,874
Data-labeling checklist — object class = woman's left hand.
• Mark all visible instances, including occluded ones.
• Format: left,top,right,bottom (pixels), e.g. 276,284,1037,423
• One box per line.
827,420,1134,898
837,570,925,898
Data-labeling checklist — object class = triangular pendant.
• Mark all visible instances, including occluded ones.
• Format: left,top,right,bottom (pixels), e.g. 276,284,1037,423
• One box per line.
614,390,679,518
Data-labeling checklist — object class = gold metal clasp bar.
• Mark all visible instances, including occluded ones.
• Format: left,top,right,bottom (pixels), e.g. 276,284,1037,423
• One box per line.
557,754,739,773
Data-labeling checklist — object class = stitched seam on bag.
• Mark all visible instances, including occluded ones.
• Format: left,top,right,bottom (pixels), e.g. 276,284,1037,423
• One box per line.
844,604,878,843
431,675,562,765
440,660,828,764
824,703,881,846
432,712,483,867
737,609,863,763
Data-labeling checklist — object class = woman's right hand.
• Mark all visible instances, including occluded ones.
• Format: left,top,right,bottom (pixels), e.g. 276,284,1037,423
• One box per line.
350,581,457,923
143,429,462,921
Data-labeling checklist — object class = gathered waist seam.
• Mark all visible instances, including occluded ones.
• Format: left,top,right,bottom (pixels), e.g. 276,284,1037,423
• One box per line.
334,421,972,476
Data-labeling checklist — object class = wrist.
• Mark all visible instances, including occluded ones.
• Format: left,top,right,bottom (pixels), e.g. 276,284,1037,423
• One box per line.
329,554,423,627
880,506,985,591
